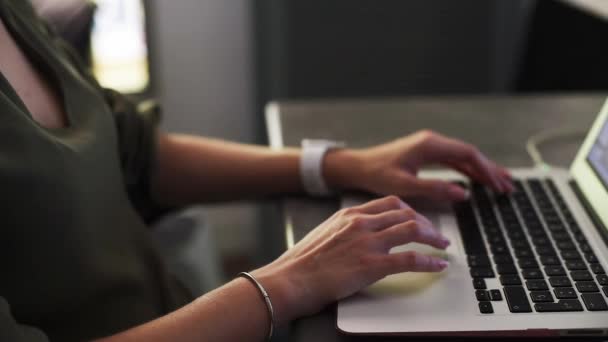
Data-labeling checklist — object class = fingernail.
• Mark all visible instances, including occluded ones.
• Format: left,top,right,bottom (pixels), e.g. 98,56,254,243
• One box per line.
448,185,467,200
438,260,449,269
441,236,451,247
494,178,504,193
506,179,515,192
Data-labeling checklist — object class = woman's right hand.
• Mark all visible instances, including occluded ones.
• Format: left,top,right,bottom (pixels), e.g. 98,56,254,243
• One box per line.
252,195,451,325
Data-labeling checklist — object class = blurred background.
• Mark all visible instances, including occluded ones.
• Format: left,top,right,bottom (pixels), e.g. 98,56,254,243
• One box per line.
30,0,608,290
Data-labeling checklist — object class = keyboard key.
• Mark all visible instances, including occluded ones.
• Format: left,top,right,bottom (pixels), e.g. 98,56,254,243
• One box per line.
603,286,608,297
485,229,502,238
482,217,499,227
473,278,487,290
507,230,526,240
515,249,534,258
570,270,593,281
468,255,491,267
535,299,583,312
479,301,494,314
597,274,608,286
545,266,566,276
585,253,598,263
540,256,561,266
569,223,581,233
526,280,549,291
476,290,490,301
581,293,608,311
527,221,544,232
566,260,588,271
554,287,577,299
580,243,593,253
561,250,582,260
529,230,549,239
531,236,551,246
549,276,572,288
511,240,531,249
493,255,514,265
576,281,600,293
573,231,587,243
455,202,487,255
590,264,605,275
491,244,509,255
471,268,495,278
557,241,577,250
504,286,532,313
487,234,506,244
497,264,518,275
490,289,502,301
552,232,571,242
547,223,566,233
536,246,557,256
530,291,554,303
518,258,539,269
500,275,522,286
522,269,543,279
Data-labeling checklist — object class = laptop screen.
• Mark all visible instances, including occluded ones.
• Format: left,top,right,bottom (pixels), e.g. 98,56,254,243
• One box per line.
587,119,608,191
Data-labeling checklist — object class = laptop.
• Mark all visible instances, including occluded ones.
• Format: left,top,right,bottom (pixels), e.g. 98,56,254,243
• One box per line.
337,98,608,337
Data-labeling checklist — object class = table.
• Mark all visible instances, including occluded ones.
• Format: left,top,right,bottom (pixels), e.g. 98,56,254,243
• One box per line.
265,94,606,341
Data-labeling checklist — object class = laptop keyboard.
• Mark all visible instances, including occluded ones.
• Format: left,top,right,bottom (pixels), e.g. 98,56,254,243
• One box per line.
454,178,608,314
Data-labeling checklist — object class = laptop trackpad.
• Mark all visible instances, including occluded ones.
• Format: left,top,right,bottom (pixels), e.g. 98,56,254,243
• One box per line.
341,195,464,295
370,211,453,295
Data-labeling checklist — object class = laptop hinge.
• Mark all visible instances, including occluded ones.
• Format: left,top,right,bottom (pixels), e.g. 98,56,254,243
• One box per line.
569,180,608,248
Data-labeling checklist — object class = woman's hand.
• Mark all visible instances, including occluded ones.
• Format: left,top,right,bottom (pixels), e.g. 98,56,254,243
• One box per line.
252,196,450,326
324,130,514,201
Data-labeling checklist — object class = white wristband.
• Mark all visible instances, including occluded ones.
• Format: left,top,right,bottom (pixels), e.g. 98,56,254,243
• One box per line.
300,139,345,196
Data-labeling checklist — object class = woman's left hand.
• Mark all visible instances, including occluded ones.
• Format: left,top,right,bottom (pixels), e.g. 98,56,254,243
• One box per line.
323,130,514,201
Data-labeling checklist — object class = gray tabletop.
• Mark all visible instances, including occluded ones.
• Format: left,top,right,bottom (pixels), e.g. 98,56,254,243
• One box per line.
265,94,606,341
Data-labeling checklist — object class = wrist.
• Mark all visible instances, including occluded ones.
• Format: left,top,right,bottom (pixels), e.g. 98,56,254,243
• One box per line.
322,148,364,191
251,265,302,326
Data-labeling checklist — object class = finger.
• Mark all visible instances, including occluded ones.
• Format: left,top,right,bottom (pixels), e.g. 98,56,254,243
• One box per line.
415,211,433,228
499,174,514,193
398,175,469,201
493,163,515,193
482,159,512,193
377,220,451,250
353,195,409,215
451,160,512,194
380,251,449,273
421,134,504,192
447,162,484,182
362,208,418,231
450,157,502,192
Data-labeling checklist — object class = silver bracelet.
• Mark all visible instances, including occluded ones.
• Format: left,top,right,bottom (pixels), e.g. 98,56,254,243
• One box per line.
238,272,275,341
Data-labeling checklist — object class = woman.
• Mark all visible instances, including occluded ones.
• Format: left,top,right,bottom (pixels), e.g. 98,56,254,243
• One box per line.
0,0,513,341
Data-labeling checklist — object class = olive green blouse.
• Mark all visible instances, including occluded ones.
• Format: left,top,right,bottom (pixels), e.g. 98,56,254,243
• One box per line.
0,1,191,341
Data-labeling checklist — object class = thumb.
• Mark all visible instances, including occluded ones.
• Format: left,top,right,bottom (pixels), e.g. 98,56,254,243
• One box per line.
400,176,469,201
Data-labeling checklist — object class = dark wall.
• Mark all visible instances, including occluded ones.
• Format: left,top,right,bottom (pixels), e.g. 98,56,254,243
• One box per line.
255,0,608,110
517,0,608,92
255,0,532,101
283,1,495,98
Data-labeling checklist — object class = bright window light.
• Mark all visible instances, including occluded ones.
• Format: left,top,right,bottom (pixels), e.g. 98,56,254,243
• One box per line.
91,0,149,93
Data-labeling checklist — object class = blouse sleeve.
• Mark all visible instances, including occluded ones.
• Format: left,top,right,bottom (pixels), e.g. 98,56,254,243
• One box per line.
0,297,49,342
103,89,169,222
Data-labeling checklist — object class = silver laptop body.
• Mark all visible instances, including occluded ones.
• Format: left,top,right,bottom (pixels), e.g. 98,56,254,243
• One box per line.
337,99,608,337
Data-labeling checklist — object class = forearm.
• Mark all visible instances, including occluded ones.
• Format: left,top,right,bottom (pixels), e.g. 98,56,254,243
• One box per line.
94,276,294,342
153,133,358,205
153,133,301,204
